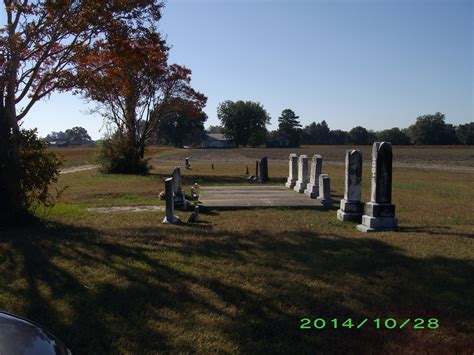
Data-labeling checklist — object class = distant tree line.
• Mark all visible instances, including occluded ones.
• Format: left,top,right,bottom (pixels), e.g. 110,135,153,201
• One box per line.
45,127,93,146
297,112,473,145
211,101,473,147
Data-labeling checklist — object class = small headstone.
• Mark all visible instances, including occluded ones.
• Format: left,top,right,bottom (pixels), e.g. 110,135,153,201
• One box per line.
337,150,364,222
185,157,191,170
285,154,298,189
172,167,185,206
304,154,322,198
163,178,180,224
187,206,200,223
293,155,309,193
318,174,333,208
356,142,397,232
258,157,269,183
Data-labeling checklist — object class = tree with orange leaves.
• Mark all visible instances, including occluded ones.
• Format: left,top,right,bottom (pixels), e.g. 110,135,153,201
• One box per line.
0,0,172,221
75,27,206,173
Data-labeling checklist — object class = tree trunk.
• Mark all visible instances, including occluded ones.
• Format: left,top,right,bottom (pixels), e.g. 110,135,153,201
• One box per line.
0,107,25,224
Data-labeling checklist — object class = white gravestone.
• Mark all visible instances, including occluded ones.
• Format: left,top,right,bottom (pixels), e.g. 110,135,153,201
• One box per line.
163,177,180,224
285,154,298,189
293,155,309,193
357,142,397,232
337,150,364,222
304,154,322,198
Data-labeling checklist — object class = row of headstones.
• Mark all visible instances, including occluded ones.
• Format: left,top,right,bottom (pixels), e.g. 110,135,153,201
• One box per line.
163,167,199,224
285,154,333,207
285,142,397,232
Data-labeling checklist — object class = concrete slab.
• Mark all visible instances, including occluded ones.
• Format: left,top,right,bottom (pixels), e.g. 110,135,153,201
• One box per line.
88,206,165,213
200,185,323,208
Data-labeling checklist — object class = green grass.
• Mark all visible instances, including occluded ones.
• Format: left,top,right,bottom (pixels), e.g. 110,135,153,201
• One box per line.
1,147,473,353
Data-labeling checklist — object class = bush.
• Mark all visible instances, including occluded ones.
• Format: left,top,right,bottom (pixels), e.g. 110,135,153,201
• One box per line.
97,132,150,174
19,129,63,210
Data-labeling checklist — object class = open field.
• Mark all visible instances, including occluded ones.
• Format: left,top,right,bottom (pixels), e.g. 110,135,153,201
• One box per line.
49,145,180,169
152,145,474,172
1,146,473,353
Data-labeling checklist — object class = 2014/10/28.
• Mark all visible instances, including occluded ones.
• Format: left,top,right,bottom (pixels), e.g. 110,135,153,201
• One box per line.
300,318,440,330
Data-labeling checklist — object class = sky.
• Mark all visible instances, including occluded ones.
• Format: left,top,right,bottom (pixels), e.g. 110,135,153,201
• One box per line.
5,0,473,139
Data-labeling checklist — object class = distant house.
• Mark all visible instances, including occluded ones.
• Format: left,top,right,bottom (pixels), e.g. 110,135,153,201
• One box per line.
201,133,235,148
47,140,69,147
266,135,291,148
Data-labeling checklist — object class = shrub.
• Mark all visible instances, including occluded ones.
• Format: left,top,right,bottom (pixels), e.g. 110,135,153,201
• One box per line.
19,129,63,211
97,132,150,174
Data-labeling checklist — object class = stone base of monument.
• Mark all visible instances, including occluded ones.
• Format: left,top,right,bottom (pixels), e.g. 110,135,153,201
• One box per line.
319,197,333,208
356,216,398,232
162,215,180,224
337,210,362,222
304,183,319,199
337,199,363,222
356,202,397,232
285,178,296,189
293,182,308,193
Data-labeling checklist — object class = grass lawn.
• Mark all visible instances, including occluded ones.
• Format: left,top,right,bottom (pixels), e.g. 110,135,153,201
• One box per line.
0,147,473,353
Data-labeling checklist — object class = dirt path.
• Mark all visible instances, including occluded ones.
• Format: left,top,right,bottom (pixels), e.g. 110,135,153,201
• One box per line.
60,165,98,174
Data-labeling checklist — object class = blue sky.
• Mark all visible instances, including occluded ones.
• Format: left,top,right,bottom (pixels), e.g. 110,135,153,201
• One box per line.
12,0,474,139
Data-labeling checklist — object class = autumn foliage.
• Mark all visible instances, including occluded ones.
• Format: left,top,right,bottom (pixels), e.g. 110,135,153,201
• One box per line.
74,28,206,172
0,0,205,219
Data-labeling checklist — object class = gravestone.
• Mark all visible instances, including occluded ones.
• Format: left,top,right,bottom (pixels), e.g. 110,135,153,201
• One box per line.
258,157,269,183
172,167,185,206
294,155,309,193
357,142,397,232
285,154,298,189
163,178,180,224
337,150,364,222
304,154,322,198
185,157,191,170
318,174,333,208
187,205,199,223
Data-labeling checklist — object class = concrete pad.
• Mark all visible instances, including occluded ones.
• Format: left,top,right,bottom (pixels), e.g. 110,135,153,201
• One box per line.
88,206,165,213
200,185,323,208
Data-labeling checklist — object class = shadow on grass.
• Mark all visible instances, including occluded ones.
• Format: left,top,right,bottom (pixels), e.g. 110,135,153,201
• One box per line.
0,221,472,353
399,226,474,239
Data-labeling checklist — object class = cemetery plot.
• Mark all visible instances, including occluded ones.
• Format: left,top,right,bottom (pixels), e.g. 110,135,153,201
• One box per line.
200,185,323,208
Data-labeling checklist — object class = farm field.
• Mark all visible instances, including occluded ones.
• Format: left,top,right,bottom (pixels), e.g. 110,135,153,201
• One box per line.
0,145,473,353
152,145,474,172
49,145,180,169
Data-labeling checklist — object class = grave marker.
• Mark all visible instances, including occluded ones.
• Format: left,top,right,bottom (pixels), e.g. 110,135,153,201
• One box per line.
337,150,363,222
172,167,185,206
258,157,269,183
318,174,333,208
357,142,397,232
163,178,180,224
285,154,298,189
304,154,322,198
294,155,309,193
